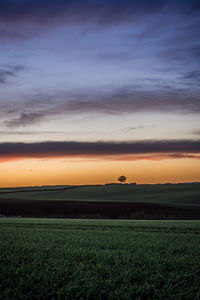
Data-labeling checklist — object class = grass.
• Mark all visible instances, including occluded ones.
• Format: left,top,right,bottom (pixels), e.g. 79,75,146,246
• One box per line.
1,183,200,205
0,183,200,219
0,218,200,299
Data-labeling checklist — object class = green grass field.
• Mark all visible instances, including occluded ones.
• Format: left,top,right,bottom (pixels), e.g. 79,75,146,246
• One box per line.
0,218,200,299
1,183,200,204
0,183,200,219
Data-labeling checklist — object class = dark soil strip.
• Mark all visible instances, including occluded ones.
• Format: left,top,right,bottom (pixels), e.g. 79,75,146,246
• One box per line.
0,200,200,219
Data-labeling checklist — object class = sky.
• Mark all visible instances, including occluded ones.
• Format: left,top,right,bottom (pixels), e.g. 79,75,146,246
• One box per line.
0,0,200,186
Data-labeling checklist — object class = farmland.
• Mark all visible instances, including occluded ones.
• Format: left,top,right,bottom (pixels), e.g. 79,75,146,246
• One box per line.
0,183,200,219
0,218,200,299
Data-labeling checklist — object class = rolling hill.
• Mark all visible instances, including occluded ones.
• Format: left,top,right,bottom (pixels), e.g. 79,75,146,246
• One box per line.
0,183,200,219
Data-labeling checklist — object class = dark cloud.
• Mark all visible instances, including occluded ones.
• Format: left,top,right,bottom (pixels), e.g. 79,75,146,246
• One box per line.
0,131,65,135
0,65,25,84
192,130,200,136
0,140,199,161
182,71,200,81
64,88,200,114
0,0,199,27
126,126,145,131
3,112,44,128
2,85,200,127
125,125,156,131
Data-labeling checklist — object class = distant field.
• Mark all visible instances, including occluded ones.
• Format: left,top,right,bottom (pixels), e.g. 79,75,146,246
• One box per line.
1,183,200,204
0,218,200,299
0,183,200,219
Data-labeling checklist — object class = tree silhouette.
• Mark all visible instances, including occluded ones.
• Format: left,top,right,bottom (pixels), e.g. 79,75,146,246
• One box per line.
117,175,127,184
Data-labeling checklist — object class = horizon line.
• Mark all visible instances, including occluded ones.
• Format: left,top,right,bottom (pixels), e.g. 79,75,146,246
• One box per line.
1,181,200,189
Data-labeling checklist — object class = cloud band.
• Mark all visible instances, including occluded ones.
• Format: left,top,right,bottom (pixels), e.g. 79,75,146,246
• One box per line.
0,140,199,161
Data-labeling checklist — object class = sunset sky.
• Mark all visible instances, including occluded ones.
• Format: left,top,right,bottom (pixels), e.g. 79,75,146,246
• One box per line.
0,0,200,187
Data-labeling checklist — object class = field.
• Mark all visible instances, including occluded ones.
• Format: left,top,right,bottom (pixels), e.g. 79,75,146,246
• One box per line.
0,218,200,299
0,183,200,219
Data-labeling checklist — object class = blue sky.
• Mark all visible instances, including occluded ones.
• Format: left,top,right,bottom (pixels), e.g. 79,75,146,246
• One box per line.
0,0,199,159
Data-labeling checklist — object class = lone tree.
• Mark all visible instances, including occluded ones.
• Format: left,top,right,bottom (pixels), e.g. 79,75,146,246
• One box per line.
117,175,127,184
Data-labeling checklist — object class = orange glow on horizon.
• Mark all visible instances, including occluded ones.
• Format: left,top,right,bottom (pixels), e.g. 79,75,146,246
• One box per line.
0,156,199,187
0,153,200,163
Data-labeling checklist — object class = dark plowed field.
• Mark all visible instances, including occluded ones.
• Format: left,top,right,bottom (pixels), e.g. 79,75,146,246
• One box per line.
0,199,200,219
